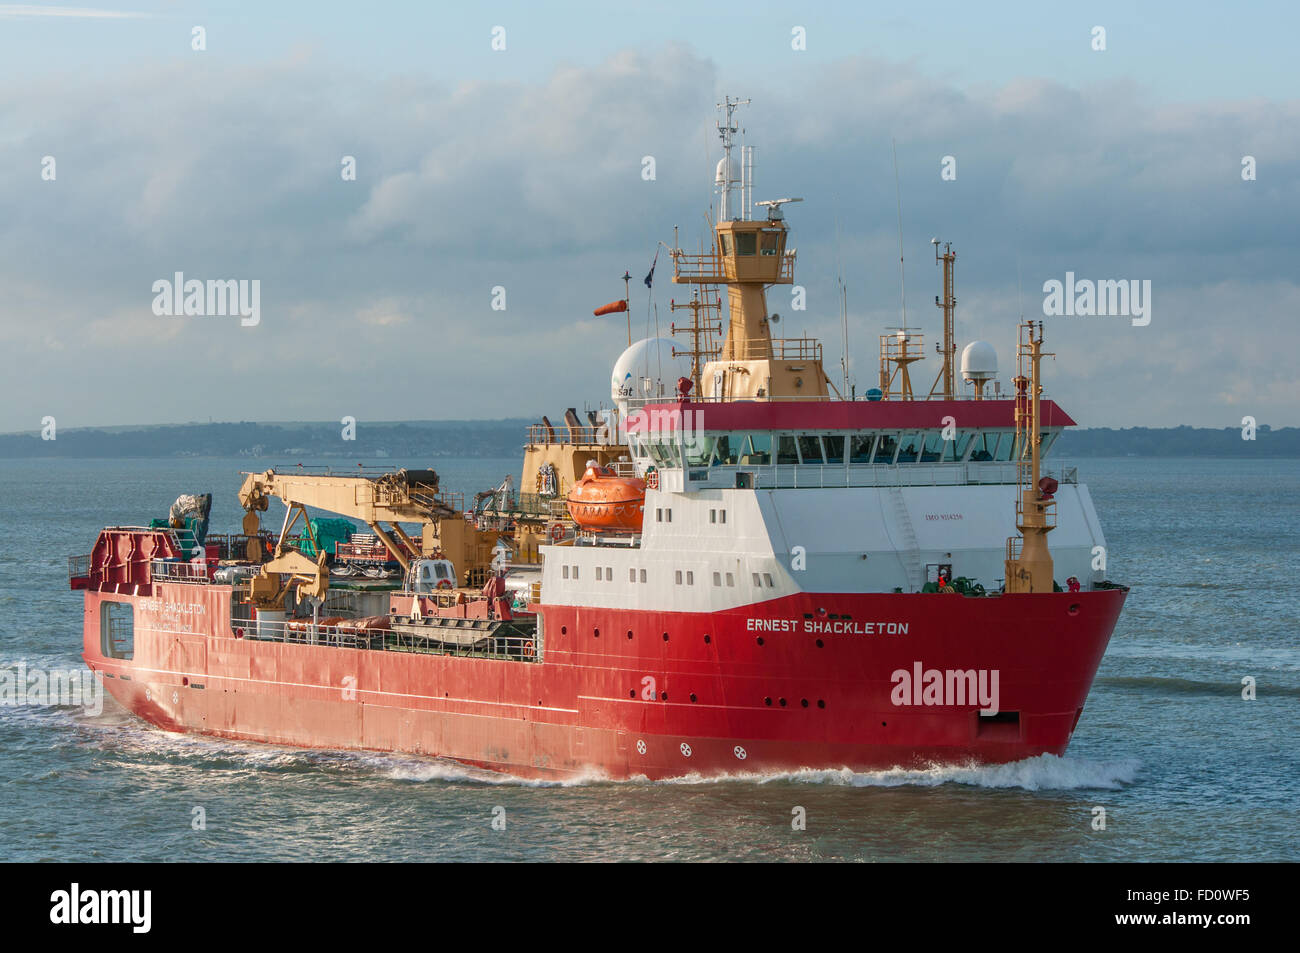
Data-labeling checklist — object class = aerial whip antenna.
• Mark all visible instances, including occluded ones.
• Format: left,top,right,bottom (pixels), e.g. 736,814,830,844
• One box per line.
893,138,907,331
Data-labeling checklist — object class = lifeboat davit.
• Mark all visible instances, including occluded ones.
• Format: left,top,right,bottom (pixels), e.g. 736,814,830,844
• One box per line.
566,462,645,533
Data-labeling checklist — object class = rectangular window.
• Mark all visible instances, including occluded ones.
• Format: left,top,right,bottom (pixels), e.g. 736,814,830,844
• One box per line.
849,434,875,464
629,568,637,582
760,230,781,256
752,572,762,586
656,508,662,522
776,435,799,465
100,601,134,660
713,433,744,466
719,510,727,524
718,233,732,257
686,571,694,585
762,572,774,587
675,570,683,585
572,565,579,580
725,572,734,587
640,569,647,583
735,231,757,256
596,567,602,581
710,509,716,524
822,435,846,464
666,509,672,523
563,565,570,579
606,566,613,579
713,572,721,586
745,433,772,465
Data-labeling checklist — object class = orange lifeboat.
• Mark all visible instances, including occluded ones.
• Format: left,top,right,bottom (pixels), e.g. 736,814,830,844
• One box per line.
566,462,645,533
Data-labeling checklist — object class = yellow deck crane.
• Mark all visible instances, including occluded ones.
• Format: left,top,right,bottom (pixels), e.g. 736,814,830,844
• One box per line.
236,467,502,611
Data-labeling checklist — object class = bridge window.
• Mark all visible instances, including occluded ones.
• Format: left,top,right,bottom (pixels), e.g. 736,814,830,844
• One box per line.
776,435,799,465
744,433,772,465
760,230,781,256
685,435,715,466
718,233,732,257
822,435,846,464
873,433,900,464
970,431,1019,462
797,435,825,464
896,432,923,464
709,432,744,465
921,432,946,463
648,437,681,469
849,434,875,464
951,431,975,462
735,231,757,256
100,601,134,660
969,432,996,461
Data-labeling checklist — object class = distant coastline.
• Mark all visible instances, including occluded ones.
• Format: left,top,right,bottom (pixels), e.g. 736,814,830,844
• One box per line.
1,420,1295,459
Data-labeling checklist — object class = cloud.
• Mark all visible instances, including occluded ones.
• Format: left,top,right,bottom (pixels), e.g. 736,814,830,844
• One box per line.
0,44,1296,431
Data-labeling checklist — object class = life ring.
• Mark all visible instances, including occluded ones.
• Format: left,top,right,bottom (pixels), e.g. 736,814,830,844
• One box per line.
645,470,659,490
522,640,534,658
549,523,564,543
435,579,453,591
234,627,244,639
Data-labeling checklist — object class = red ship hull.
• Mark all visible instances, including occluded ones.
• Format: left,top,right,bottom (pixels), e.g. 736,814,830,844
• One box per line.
81,582,1126,780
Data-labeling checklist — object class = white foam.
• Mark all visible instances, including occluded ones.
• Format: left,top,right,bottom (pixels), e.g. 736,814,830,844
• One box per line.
699,753,1143,791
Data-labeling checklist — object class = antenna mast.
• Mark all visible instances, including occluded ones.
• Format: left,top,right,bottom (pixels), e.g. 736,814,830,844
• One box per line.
671,288,723,397
716,95,750,221
928,240,957,399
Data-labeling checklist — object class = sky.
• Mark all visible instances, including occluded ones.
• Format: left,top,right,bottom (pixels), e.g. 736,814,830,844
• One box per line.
1,0,1297,432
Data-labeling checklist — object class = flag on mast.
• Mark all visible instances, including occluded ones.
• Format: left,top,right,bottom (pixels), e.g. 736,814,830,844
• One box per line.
644,249,659,289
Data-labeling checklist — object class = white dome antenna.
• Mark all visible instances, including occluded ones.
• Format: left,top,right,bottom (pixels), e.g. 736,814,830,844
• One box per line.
960,340,998,400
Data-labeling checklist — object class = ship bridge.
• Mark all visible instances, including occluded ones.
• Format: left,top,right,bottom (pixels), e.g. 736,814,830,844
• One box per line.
623,397,1076,493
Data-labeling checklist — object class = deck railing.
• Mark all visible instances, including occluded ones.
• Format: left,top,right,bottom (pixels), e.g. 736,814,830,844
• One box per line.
233,614,540,662
150,559,212,584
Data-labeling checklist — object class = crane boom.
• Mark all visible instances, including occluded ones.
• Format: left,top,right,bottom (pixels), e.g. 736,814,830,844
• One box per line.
237,468,453,526
237,467,502,587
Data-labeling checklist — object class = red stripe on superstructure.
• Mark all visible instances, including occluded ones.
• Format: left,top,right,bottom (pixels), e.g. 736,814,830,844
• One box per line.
626,398,1077,432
